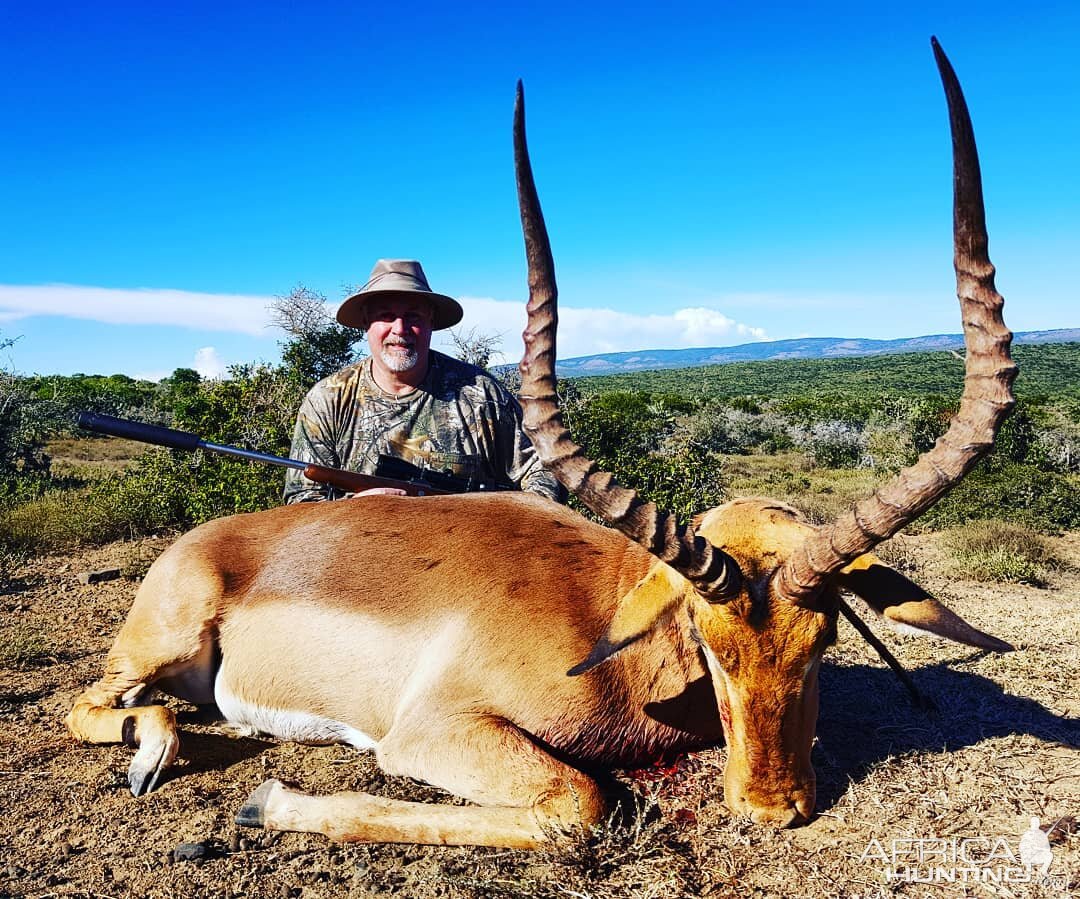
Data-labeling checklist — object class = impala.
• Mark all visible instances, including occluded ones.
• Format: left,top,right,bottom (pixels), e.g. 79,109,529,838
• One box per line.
67,39,1016,848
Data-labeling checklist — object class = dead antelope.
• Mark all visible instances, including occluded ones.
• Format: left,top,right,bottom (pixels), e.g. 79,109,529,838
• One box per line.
67,39,1016,848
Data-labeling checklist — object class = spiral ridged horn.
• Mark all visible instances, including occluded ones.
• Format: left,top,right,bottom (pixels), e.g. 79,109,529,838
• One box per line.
776,38,1017,604
514,82,743,601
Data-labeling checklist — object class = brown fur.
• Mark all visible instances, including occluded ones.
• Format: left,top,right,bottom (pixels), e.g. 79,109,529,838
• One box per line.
66,493,1001,846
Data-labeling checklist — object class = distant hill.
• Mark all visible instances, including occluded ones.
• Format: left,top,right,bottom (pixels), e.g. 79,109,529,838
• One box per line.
565,341,1080,403
552,328,1080,377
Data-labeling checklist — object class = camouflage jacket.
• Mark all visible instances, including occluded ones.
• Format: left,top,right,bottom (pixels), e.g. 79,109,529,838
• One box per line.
283,351,562,503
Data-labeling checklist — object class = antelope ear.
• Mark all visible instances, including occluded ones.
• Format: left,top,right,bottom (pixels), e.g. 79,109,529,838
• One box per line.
838,554,1013,652
568,563,688,676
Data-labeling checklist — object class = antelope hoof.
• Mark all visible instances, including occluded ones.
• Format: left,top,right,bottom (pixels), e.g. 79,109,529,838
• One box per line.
236,779,283,828
127,731,180,796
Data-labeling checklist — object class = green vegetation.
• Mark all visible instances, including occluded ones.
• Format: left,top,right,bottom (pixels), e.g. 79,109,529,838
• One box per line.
558,387,728,523
2,330,1078,556
0,289,364,552
942,520,1066,585
573,342,1080,404
919,459,1080,532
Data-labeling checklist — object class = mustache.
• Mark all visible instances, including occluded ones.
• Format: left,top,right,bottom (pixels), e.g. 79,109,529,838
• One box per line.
383,337,415,348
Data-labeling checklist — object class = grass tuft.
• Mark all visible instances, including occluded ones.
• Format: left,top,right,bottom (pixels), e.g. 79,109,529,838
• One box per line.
943,520,1065,586
0,487,133,552
0,624,51,669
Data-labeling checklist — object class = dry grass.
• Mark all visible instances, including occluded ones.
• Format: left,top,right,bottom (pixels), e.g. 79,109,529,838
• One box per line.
724,453,890,525
943,519,1067,586
46,436,145,475
0,484,178,553
0,546,25,585
0,623,50,669
0,487,104,550
872,534,920,575
2,438,148,553
118,538,170,579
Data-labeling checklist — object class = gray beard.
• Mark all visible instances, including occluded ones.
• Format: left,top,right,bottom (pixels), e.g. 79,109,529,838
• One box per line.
380,344,420,372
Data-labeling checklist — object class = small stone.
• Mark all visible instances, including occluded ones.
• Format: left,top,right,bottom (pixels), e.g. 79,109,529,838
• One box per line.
77,568,121,585
171,840,219,863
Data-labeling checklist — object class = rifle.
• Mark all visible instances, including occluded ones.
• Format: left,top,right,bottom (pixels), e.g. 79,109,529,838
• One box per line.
76,411,451,497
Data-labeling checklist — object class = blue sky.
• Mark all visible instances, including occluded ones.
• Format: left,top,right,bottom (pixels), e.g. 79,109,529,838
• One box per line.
2,1,1077,379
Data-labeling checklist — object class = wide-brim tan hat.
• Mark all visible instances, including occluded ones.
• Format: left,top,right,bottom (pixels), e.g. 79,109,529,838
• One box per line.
337,259,464,331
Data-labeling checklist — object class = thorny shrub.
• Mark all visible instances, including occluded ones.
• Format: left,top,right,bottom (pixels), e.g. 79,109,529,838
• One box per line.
793,420,866,469
682,404,793,456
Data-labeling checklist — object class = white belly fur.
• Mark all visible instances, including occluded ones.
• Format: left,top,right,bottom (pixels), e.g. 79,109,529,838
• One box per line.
213,669,377,750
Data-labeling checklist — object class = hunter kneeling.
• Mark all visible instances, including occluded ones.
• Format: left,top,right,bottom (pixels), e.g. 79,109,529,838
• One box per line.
283,258,562,502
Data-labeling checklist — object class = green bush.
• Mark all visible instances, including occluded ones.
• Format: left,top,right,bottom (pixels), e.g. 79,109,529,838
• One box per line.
771,394,874,428
919,461,1080,533
862,421,916,472
728,395,762,415
992,405,1037,465
906,396,956,454
0,376,53,494
271,285,364,386
560,387,726,523
97,363,301,534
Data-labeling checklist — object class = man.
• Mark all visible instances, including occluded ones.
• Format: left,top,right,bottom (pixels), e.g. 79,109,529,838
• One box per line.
283,259,562,503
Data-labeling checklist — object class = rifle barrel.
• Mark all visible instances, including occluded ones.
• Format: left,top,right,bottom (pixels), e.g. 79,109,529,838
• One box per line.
200,440,306,471
75,411,448,496
76,411,307,470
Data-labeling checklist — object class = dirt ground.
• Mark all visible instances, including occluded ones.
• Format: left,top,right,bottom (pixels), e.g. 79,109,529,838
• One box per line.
1,531,1078,899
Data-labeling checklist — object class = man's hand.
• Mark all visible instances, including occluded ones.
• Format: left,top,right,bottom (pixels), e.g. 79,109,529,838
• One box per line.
348,487,408,498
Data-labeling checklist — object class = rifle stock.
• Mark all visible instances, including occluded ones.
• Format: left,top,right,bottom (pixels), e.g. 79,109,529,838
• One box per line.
301,464,449,497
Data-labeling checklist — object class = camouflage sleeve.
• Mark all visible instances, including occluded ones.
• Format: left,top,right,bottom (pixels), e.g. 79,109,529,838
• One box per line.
497,395,565,503
282,383,345,504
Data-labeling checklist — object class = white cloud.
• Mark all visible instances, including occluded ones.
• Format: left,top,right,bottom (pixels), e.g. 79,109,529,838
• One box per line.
130,347,230,382
1,282,772,366
193,346,228,378
436,296,769,363
0,283,277,336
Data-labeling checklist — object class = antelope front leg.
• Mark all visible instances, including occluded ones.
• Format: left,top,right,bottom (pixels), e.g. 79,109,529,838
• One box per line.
237,714,607,848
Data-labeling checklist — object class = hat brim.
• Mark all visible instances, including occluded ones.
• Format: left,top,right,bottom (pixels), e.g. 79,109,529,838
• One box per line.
336,288,464,331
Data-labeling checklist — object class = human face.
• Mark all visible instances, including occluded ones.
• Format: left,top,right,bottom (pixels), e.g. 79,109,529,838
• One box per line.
365,296,434,376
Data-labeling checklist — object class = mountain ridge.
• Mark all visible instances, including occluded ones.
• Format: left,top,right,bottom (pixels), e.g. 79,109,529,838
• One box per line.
547,328,1080,377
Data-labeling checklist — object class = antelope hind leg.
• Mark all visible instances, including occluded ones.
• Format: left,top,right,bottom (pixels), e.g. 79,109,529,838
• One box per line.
237,714,607,848
66,558,220,795
66,662,182,796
